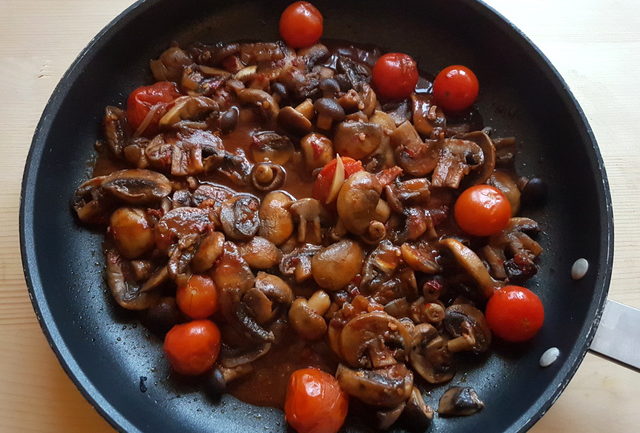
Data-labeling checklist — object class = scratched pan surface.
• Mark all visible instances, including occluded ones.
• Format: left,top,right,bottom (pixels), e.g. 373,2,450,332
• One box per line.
20,0,613,432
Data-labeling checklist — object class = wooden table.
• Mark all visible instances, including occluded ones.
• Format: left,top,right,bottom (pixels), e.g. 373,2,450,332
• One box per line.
1,0,638,431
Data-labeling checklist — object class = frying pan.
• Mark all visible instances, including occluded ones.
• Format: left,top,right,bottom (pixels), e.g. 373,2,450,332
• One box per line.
19,0,615,432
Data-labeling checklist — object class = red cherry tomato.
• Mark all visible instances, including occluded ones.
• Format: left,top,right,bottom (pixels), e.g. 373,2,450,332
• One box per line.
176,275,218,319
163,320,221,375
279,2,323,49
433,65,479,113
126,81,180,135
454,185,511,236
372,53,419,100
312,156,363,204
285,368,348,433
485,285,545,342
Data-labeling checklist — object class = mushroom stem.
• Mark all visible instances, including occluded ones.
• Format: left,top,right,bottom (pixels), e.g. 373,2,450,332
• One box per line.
317,113,333,130
375,199,391,222
366,220,386,243
424,302,445,324
254,164,274,184
447,333,476,353
307,290,331,315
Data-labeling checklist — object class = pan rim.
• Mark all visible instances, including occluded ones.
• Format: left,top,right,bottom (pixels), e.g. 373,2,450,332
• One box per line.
19,1,614,432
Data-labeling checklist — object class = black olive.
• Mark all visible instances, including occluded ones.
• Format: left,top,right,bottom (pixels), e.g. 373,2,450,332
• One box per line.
142,297,183,335
219,107,239,134
521,177,547,205
202,368,227,397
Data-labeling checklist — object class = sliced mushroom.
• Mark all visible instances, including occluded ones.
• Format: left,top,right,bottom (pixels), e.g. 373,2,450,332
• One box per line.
101,169,172,205
360,240,402,290
109,207,155,259
238,236,281,270
250,163,286,192
251,130,294,165
237,88,279,120
438,386,484,417
482,217,542,283
488,170,521,215
219,341,272,369
376,403,406,430
213,242,255,324
191,231,225,273
289,291,331,340
314,98,345,130
402,386,434,430
339,311,412,368
205,363,254,396
411,93,446,138
154,207,212,252
444,304,492,353
159,96,218,127
105,248,160,310
400,242,441,274
410,323,455,384
280,244,321,283
385,178,431,213
289,198,326,243
149,46,192,82
459,131,496,186
337,171,383,236
103,106,128,158
243,272,293,325
73,175,110,224
300,133,333,170
440,238,502,299
311,240,364,291
276,106,312,136
334,121,383,160
219,194,260,241
258,191,295,245
430,138,484,188
336,363,413,408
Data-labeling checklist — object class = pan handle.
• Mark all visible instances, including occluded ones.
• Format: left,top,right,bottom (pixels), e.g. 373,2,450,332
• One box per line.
589,300,640,371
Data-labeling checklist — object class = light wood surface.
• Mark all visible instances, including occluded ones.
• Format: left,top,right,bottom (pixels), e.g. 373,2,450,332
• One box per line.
1,0,638,431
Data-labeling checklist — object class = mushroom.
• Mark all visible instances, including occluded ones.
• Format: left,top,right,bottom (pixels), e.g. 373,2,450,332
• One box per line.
337,89,364,113
237,88,279,120
204,364,254,396
385,178,431,213
242,272,293,325
400,242,441,274
339,311,412,368
280,244,321,283
159,96,218,127
219,194,260,241
383,298,411,319
383,99,412,126
250,162,286,191
488,170,521,215
438,387,484,417
411,93,446,138
482,217,542,283
402,386,434,430
191,231,225,273
259,191,295,245
72,175,110,224
154,207,212,252
166,235,198,286
101,169,172,205
333,121,383,160
314,98,345,130
319,78,340,98
459,131,496,186
216,107,239,134
439,238,502,299
251,130,294,165
337,171,383,236
142,296,184,335
360,240,402,289
430,138,484,188
103,106,128,158
276,106,313,136
238,236,281,269
289,198,326,243
410,323,455,384
336,363,414,408
149,46,192,81
300,133,333,170
311,240,364,291
219,341,272,369
444,304,492,353
375,403,406,430
213,242,255,324
109,207,155,259
410,298,446,325
217,151,253,186
105,248,161,310
288,290,331,340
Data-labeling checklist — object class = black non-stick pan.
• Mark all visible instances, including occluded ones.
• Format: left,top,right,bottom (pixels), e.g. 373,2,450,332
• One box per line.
20,0,615,432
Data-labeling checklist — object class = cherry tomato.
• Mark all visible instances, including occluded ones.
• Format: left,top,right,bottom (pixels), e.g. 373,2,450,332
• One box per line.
485,285,545,342
285,368,348,433
312,156,363,204
279,2,323,49
176,275,218,319
454,185,511,236
163,320,221,375
433,65,479,113
126,81,180,135
371,53,419,100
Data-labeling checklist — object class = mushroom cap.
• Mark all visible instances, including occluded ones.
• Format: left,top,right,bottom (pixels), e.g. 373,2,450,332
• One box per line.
314,97,346,120
337,171,382,236
460,131,496,186
219,194,260,241
311,240,364,291
258,191,295,245
288,298,328,340
105,248,160,311
102,169,172,205
409,323,455,384
336,363,414,408
444,304,492,353
251,131,294,165
238,236,281,270
339,311,412,368
250,162,287,192
402,386,434,430
276,106,313,136
438,386,484,417
334,121,383,160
